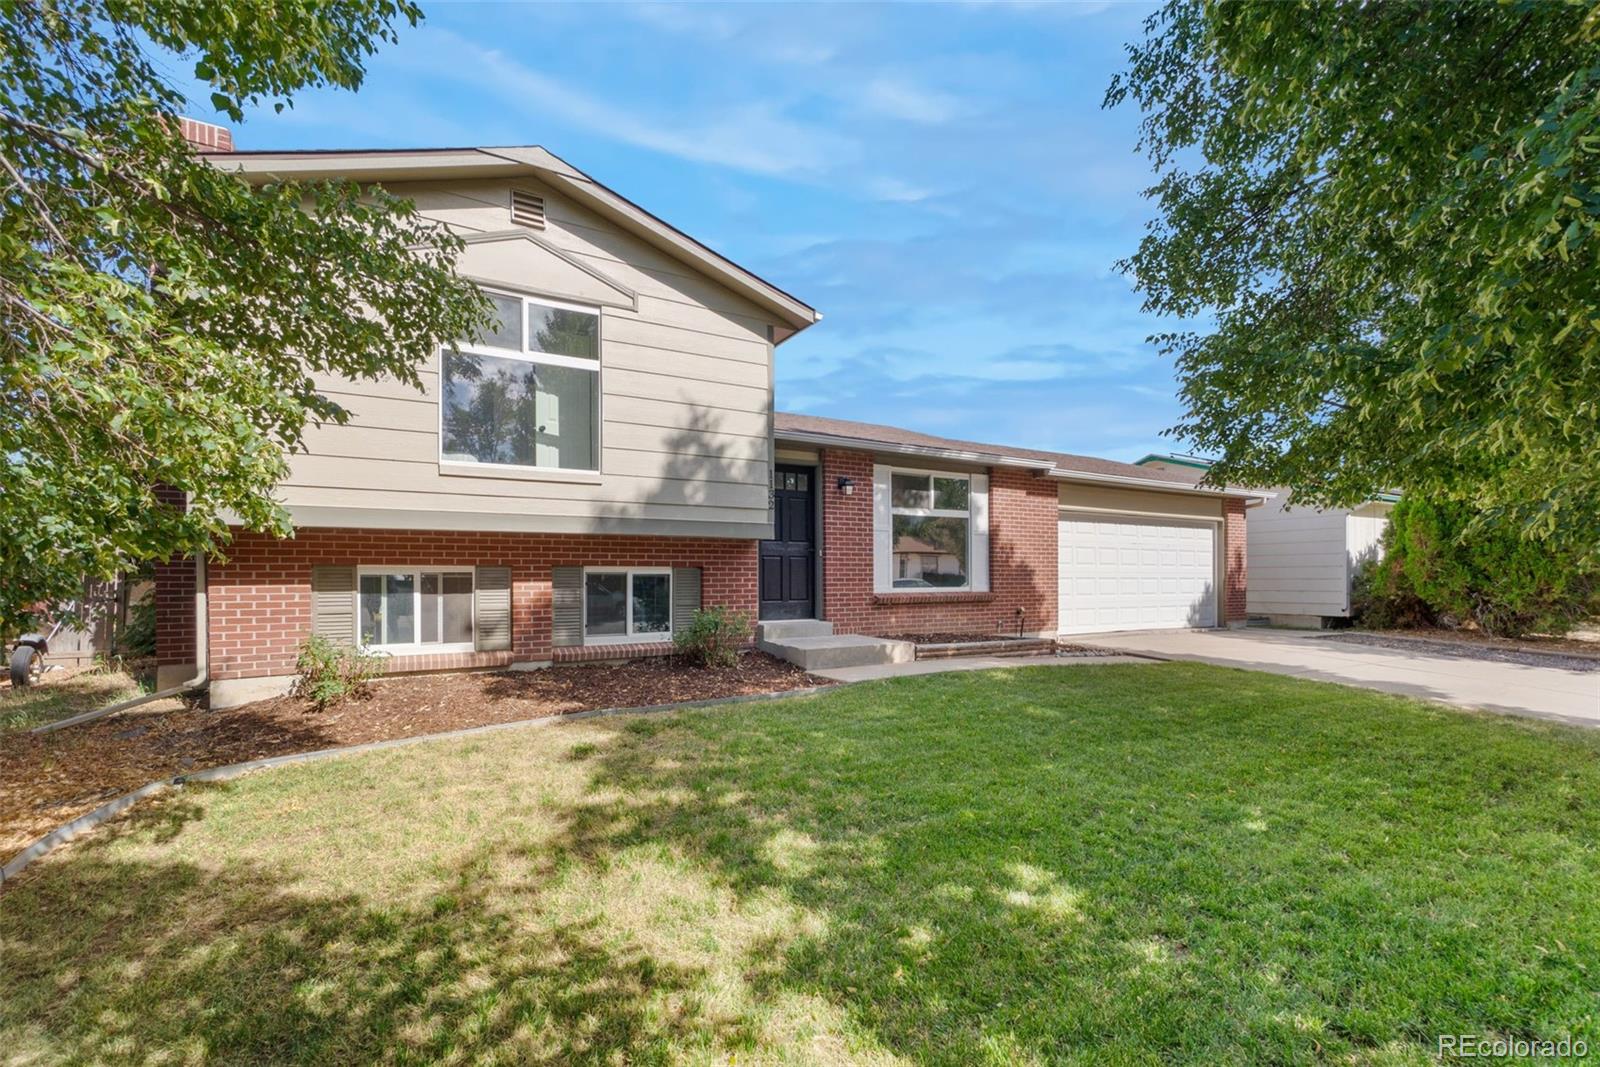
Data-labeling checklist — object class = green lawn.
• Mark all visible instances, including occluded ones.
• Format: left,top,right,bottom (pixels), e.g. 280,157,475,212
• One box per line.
0,665,156,732
4,663,1598,1064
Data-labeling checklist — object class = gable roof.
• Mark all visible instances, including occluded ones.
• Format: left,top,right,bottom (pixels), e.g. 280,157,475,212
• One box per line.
205,145,819,340
774,413,1263,499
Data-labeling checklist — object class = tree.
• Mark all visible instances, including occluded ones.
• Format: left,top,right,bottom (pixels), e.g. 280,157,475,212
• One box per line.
1108,2,1600,560
0,0,489,633
1368,497,1600,637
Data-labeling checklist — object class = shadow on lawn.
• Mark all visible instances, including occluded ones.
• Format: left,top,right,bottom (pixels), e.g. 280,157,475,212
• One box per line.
7,666,1599,1063
4,795,736,1065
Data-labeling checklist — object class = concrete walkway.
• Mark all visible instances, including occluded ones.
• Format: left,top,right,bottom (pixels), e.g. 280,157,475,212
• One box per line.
809,653,1147,684
1075,628,1600,727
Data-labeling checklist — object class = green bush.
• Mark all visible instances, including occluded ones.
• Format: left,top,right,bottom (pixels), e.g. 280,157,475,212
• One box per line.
672,606,752,668
113,595,156,658
1349,553,1436,631
293,634,387,709
1370,497,1600,637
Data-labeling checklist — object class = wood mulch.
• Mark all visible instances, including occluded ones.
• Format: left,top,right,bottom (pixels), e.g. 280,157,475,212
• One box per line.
0,653,824,862
879,632,1036,645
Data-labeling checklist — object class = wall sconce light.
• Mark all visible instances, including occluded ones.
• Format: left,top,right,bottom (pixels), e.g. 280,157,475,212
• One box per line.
837,476,855,496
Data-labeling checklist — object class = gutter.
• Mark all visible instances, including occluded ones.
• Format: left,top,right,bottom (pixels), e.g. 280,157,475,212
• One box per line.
33,555,208,735
776,431,1270,501
1045,468,1274,502
775,431,1055,471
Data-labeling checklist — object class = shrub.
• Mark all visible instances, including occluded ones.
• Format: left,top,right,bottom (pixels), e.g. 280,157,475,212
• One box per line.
293,634,387,709
113,595,156,658
1372,497,1600,637
1349,554,1435,631
672,606,752,668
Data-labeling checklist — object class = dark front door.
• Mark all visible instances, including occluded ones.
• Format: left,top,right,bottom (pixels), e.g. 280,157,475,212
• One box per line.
760,465,816,620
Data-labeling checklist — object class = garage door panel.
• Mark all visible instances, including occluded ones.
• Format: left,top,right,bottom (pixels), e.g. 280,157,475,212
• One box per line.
1058,513,1217,635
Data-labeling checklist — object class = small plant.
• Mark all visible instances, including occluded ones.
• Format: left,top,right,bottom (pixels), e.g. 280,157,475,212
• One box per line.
114,595,156,659
672,606,752,668
293,634,387,709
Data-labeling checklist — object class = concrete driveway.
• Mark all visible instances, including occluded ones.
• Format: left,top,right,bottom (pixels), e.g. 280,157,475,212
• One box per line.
1075,628,1600,727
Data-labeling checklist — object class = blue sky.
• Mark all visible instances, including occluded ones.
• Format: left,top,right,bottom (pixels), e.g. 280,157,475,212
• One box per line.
176,1,1188,463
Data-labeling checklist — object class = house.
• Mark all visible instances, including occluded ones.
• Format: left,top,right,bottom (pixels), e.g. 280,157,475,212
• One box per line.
153,127,1265,708
1138,454,1396,627
770,415,1264,643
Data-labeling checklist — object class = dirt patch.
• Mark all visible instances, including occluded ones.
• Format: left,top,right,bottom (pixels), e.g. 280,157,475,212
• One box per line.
879,632,1035,645
0,653,823,860
1323,630,1600,673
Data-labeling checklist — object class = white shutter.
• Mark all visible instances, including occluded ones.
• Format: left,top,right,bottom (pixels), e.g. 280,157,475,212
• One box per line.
872,464,892,594
970,472,990,592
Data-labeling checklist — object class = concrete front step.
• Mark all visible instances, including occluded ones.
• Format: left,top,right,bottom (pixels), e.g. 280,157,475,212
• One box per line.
756,619,835,642
759,634,915,671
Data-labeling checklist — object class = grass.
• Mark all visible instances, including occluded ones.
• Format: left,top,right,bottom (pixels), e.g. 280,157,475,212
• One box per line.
0,664,154,732
4,662,1599,1064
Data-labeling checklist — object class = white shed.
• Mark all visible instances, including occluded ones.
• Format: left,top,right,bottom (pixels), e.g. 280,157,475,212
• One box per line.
1137,455,1396,627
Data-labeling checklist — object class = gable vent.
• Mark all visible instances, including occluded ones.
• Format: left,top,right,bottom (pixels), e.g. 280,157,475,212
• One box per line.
510,189,546,229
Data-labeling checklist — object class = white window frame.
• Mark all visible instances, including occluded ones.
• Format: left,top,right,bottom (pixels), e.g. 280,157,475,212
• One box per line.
582,567,673,645
874,464,990,594
356,566,477,654
438,288,602,479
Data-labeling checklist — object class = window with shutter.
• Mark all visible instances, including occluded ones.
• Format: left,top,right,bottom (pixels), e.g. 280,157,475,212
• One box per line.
310,566,357,645
474,566,512,651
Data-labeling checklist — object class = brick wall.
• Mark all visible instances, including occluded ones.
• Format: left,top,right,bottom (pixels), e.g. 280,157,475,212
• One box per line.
818,448,1059,637
204,528,757,680
152,485,196,669
154,557,196,668
177,117,232,152
1223,497,1248,622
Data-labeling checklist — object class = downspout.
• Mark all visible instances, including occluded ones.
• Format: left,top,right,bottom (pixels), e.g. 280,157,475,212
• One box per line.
34,555,208,734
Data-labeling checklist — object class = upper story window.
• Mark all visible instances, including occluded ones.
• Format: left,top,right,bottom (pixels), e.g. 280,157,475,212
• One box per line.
440,291,599,473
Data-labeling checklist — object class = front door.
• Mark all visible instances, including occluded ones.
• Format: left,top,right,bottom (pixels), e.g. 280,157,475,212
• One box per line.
759,465,816,620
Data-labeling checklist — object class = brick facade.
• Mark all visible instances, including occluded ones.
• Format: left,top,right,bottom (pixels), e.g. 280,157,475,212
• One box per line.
1223,497,1248,622
153,485,196,670
818,448,1060,638
201,528,757,680
154,556,196,668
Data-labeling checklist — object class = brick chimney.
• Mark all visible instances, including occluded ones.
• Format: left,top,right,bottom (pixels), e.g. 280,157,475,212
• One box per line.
177,117,233,152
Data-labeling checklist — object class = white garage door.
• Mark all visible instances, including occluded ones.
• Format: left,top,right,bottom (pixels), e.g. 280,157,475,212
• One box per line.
1058,514,1217,635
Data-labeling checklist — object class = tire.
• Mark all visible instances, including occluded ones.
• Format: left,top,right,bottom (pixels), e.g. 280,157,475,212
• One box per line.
10,644,42,688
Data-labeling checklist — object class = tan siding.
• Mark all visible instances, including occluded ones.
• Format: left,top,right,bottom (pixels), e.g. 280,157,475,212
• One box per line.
282,485,767,526
1059,483,1224,520
280,176,782,535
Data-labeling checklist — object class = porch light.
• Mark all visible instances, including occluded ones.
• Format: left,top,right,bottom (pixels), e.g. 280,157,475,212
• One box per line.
837,477,855,496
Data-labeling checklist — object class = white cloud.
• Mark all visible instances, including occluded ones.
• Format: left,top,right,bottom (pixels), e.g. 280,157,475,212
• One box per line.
403,29,852,179
858,77,966,124
865,176,935,203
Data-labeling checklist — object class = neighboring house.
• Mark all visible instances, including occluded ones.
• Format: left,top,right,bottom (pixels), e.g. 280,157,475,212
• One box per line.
1137,454,1397,627
153,125,1265,707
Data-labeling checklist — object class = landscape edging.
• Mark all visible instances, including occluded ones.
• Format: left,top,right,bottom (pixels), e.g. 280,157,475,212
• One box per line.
0,683,838,887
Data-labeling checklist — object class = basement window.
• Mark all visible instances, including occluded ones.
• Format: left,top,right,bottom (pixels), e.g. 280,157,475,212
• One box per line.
359,569,475,652
583,568,672,644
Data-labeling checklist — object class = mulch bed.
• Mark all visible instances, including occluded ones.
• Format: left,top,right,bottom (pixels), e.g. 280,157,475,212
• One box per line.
1323,630,1600,673
0,653,823,861
1055,643,1114,657
879,632,1036,645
